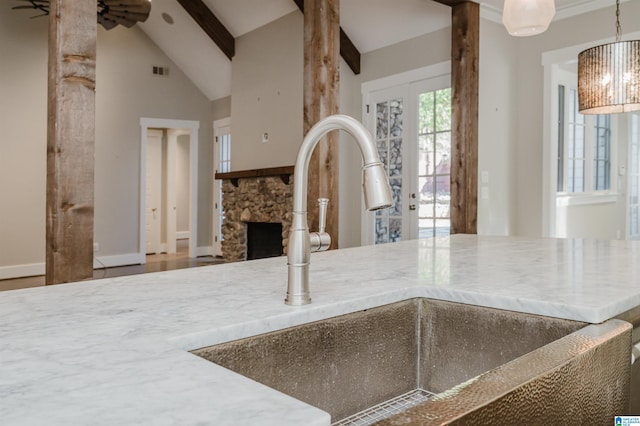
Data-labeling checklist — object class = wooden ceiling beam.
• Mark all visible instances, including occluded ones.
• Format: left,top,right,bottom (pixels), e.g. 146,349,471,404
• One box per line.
293,0,361,74
177,0,235,60
432,0,476,6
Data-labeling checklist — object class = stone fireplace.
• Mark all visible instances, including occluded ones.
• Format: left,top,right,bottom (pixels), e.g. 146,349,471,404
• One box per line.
216,167,294,262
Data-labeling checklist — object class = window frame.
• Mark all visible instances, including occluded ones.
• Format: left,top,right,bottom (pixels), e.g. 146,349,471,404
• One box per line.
556,81,618,206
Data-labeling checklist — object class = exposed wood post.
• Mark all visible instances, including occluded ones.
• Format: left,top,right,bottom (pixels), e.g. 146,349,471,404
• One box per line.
303,0,340,247
450,1,479,234
46,0,96,284
293,0,360,74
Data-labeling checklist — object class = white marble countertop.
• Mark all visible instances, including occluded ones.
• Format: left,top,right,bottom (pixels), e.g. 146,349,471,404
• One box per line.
2,235,640,425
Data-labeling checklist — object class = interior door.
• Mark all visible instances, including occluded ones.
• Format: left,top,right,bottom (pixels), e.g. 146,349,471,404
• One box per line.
145,129,162,254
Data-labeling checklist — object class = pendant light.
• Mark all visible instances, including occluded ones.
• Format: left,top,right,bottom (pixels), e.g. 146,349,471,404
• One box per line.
502,0,555,37
578,0,640,114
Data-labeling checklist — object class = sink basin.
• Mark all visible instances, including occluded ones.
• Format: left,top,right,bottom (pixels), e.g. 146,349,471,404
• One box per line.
193,298,631,424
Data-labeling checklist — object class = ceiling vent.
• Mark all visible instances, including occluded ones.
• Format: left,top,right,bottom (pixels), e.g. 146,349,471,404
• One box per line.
152,66,170,77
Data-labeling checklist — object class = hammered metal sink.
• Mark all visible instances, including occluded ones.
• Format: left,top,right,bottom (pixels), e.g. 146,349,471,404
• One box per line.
193,298,632,425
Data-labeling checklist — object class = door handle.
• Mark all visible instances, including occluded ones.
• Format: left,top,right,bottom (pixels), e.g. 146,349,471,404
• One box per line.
409,205,416,211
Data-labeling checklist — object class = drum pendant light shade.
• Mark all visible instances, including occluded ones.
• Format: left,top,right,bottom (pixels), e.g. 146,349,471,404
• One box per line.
502,0,555,37
577,1,640,114
578,41,640,114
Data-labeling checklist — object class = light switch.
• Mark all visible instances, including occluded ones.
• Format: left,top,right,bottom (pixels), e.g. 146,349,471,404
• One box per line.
619,165,626,176
481,171,489,184
481,186,489,200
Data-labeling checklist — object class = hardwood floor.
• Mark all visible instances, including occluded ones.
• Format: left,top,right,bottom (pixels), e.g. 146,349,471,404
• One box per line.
0,240,224,292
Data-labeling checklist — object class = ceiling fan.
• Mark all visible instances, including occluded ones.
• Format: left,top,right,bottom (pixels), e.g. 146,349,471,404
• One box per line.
12,0,151,30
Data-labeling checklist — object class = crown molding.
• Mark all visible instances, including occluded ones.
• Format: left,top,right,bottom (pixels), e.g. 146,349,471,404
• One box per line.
480,0,631,25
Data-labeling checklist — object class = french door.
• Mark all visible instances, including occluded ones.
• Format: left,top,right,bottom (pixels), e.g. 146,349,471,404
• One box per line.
363,75,451,244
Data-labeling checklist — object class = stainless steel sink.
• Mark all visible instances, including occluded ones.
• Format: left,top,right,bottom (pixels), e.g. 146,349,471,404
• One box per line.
193,298,632,424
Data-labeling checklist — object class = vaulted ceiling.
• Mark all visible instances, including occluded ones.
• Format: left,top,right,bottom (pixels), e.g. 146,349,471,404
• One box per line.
136,0,623,101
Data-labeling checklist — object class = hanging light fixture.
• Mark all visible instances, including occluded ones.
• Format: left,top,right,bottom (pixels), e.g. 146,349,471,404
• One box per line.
578,0,640,114
502,0,555,37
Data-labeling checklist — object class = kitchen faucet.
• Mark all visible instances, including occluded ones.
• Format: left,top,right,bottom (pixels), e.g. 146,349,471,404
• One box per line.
285,114,393,306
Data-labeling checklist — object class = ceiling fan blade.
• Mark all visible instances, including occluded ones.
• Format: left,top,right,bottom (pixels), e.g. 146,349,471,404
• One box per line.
14,0,152,29
102,15,137,28
99,0,151,28
101,0,151,15
97,14,119,30
103,11,150,22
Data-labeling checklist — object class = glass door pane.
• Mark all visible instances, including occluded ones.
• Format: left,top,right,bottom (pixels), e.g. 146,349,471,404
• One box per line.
375,98,404,244
418,88,451,238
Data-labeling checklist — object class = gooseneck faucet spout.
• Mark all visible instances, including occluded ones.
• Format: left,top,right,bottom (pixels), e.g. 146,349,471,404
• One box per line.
285,114,394,306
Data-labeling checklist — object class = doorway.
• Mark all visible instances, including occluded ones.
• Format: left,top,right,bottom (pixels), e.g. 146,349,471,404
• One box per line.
139,118,199,260
361,63,451,244
145,128,191,255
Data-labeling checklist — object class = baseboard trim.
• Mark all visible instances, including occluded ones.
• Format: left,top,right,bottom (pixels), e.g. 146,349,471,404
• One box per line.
94,253,145,269
196,246,213,257
0,253,146,280
0,263,45,280
176,231,191,239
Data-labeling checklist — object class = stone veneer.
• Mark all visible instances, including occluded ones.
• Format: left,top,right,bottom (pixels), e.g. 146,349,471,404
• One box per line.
221,175,293,262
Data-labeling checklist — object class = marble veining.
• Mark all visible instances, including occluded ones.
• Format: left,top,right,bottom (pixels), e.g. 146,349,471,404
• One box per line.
1,235,640,425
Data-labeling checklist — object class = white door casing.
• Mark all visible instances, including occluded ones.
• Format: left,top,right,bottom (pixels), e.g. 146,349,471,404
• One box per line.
140,118,199,260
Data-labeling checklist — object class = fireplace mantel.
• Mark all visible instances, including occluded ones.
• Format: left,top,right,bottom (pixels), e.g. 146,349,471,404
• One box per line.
215,166,294,186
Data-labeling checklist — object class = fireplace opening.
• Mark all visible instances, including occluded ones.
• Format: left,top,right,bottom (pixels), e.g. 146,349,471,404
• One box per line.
246,222,283,260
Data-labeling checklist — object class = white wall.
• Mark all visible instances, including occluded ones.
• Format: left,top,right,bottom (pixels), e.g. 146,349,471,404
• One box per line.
230,12,303,171
477,19,518,236
0,4,213,276
0,6,47,269
212,96,231,122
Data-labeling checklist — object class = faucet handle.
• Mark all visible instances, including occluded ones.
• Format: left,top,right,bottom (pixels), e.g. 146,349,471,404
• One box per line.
309,198,331,252
317,198,329,234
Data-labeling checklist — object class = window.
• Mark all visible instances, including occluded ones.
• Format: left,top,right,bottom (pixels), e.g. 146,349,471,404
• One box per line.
593,114,611,191
217,132,231,238
418,88,451,238
557,85,613,195
213,119,231,256
219,133,231,173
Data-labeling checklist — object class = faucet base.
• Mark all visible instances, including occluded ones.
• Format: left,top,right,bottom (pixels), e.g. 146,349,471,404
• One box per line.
285,260,311,305
284,293,312,306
